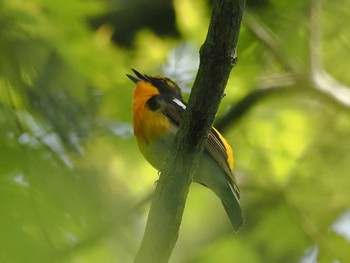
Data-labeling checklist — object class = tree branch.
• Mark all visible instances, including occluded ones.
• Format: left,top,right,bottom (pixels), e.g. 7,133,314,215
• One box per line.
133,1,245,262
244,6,350,110
215,85,297,132
215,83,350,134
243,10,299,74
308,0,350,107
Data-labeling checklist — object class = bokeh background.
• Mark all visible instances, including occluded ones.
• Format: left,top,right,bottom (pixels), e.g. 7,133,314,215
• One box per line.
1,0,350,262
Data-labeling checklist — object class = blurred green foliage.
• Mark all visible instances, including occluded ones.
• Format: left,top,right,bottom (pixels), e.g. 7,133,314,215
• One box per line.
0,0,350,262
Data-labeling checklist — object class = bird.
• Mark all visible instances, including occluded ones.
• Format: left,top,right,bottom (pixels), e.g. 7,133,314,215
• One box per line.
126,69,244,231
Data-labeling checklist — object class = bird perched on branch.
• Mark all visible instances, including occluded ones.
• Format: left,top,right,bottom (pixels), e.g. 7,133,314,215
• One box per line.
127,69,243,231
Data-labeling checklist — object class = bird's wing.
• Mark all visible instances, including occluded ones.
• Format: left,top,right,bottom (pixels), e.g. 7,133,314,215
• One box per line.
205,128,240,198
160,96,240,198
162,97,185,127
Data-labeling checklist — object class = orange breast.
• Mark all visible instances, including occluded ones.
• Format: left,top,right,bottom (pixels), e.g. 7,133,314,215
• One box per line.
132,82,171,144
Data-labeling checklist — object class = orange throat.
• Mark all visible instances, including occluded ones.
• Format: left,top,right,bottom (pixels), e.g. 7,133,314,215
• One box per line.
132,82,171,144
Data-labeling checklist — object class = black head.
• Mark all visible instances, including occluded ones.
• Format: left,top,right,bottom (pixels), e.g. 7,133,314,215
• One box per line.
126,69,183,100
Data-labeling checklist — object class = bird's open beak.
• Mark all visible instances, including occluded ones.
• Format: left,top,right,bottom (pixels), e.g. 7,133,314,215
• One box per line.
126,69,149,83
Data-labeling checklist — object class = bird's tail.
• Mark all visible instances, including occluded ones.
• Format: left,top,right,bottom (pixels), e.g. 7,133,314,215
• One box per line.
221,182,244,231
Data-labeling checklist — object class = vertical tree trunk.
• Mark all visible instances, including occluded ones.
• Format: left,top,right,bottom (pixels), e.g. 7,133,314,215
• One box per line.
134,1,245,262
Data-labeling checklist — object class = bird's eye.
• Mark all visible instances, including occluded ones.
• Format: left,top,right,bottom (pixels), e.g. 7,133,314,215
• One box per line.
157,78,168,86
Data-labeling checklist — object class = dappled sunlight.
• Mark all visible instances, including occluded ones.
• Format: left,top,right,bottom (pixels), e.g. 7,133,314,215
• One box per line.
1,0,350,262
235,103,317,185
133,30,176,70
173,0,210,41
109,150,158,197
